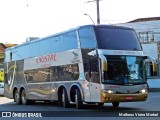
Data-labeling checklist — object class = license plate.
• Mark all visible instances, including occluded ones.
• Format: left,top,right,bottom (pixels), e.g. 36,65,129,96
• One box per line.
125,96,133,100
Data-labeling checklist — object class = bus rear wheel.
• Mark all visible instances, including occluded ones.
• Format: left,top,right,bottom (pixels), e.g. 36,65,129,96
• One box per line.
75,88,83,109
62,89,70,108
14,89,21,105
21,89,29,105
112,102,119,107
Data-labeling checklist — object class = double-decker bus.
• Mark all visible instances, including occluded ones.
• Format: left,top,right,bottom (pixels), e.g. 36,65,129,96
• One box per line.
4,25,150,109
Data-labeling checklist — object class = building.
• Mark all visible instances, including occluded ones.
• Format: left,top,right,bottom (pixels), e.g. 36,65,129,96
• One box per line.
118,17,160,77
0,43,17,63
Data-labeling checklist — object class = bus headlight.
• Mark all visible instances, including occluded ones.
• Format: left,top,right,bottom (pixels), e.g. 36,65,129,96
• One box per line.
140,89,147,93
102,89,116,94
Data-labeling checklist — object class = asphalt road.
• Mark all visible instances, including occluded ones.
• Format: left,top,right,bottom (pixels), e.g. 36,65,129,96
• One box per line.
0,92,160,120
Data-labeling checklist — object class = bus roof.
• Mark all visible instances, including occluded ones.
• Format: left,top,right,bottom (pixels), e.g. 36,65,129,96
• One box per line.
5,24,134,51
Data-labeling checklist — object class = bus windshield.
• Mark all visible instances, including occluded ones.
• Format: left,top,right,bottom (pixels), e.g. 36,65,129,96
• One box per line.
95,27,142,51
103,56,146,84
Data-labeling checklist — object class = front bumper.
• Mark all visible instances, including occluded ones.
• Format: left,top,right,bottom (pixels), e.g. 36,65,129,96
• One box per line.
100,91,148,103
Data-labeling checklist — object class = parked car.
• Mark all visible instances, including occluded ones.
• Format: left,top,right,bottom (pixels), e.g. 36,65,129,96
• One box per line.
0,82,4,96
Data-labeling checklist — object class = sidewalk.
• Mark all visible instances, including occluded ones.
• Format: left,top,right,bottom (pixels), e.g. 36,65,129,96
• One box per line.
147,78,160,92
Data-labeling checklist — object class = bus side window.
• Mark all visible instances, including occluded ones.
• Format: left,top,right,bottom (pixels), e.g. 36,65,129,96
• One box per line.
79,27,96,49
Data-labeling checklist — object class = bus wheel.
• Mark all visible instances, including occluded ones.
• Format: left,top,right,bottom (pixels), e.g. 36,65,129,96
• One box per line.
75,88,83,109
14,89,21,104
21,89,28,105
112,102,119,107
62,89,70,108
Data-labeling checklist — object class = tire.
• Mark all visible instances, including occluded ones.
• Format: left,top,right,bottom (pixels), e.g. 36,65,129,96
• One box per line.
62,89,70,108
75,88,83,109
14,89,21,105
98,103,104,106
112,102,119,107
21,89,28,105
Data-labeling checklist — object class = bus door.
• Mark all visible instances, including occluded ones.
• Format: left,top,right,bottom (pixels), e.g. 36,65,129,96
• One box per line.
89,56,101,102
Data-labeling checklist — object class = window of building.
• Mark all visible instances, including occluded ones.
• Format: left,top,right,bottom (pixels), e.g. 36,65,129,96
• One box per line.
138,31,154,43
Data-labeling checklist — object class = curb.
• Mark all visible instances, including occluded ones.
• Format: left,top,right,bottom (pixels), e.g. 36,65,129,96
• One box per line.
149,88,160,92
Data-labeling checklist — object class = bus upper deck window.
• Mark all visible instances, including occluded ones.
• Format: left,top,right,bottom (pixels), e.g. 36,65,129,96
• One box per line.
10,52,12,61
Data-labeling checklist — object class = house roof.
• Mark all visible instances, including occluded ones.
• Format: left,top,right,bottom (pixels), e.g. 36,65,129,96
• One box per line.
3,43,17,48
128,17,160,23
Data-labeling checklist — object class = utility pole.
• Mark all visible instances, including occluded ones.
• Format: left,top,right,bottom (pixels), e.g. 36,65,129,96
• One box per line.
96,0,100,24
86,0,102,24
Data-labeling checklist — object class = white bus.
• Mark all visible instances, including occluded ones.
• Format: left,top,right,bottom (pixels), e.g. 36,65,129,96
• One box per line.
4,25,150,109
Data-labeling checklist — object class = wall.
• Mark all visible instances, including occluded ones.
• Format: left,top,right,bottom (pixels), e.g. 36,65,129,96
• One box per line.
142,43,158,60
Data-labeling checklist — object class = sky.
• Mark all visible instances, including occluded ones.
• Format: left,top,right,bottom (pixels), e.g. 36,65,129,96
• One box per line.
0,0,160,44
